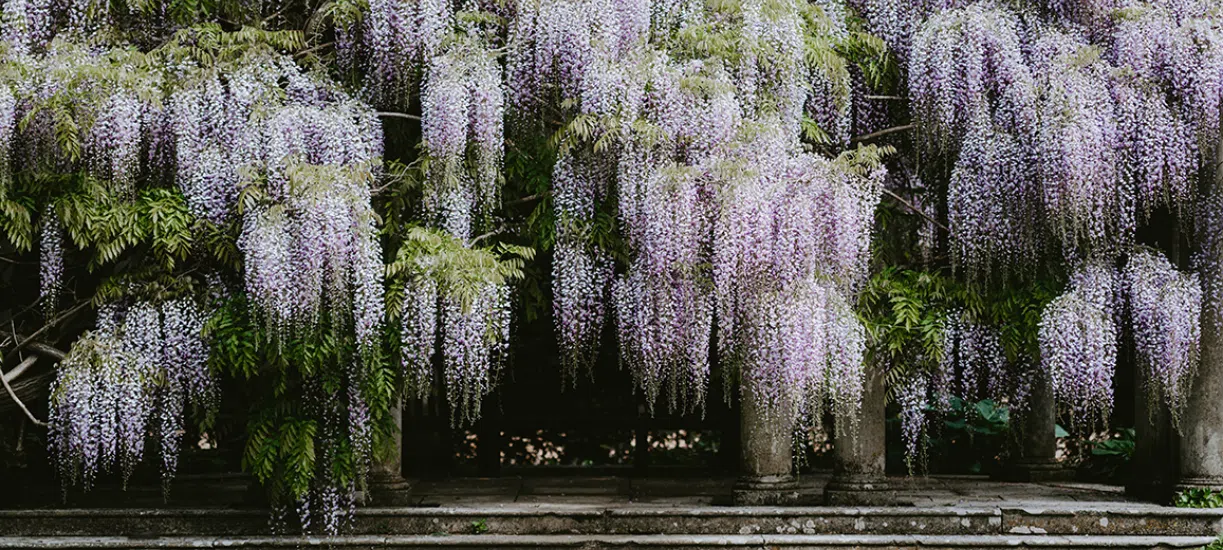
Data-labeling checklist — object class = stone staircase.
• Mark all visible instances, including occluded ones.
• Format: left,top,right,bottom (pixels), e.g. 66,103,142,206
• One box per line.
3,476,1220,549
0,504,1220,549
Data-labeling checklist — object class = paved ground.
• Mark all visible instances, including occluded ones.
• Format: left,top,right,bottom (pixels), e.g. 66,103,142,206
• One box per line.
406,474,1161,510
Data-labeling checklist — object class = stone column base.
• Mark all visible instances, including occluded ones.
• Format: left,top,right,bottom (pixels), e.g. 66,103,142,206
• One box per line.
732,475,812,505
1175,476,1223,492
363,475,415,506
998,459,1075,483
823,475,894,506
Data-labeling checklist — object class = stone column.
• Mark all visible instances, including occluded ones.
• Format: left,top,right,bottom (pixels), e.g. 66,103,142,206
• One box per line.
1129,385,1176,500
732,382,801,505
1179,333,1223,491
824,362,892,505
1126,323,1176,501
366,399,414,505
1003,374,1072,482
1179,292,1223,490
1179,132,1223,492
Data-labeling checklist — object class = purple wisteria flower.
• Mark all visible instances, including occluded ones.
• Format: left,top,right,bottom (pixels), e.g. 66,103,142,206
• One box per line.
1039,262,1120,429
1124,250,1202,426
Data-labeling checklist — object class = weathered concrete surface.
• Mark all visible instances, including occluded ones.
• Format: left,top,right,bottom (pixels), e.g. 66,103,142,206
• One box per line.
825,364,892,506
1002,375,1073,483
732,381,803,506
3,505,1220,537
0,533,1213,549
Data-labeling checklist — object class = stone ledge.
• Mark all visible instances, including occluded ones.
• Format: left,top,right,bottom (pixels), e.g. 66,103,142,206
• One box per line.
0,534,1214,549
4,505,1221,538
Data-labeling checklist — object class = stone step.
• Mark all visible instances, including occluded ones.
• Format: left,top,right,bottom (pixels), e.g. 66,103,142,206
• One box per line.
0,534,1215,549
3,506,1221,538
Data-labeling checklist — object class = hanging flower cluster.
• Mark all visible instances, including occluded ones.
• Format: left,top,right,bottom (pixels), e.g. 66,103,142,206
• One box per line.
945,113,1042,280
1108,4,1222,220
712,137,883,423
439,282,512,421
908,5,1043,277
891,1,1222,428
937,310,1006,405
171,69,265,224
0,84,15,198
847,0,964,62
352,0,518,412
392,228,519,425
896,372,928,473
1039,262,1120,428
236,101,386,359
0,30,389,530
1,0,54,55
1124,250,1202,426
909,5,1037,155
506,0,647,118
1197,185,1223,326
361,0,454,106
1033,34,1128,256
39,205,63,314
48,299,214,490
506,0,869,420
5,43,165,197
1040,250,1205,428
905,3,1222,276
1109,4,1223,149
552,152,615,381
613,163,712,409
420,46,505,239
894,307,1014,467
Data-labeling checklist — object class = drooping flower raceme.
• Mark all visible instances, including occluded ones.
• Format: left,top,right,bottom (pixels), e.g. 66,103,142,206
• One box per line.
1039,261,1119,428
614,163,713,411
551,152,614,382
89,92,144,195
896,372,928,473
237,97,385,358
1109,5,1223,155
1107,6,1222,218
938,309,1005,404
908,4,1046,278
849,0,963,62
1124,250,1202,426
1,0,53,55
48,299,215,490
361,0,455,106
946,110,1042,280
39,204,62,314
400,275,439,395
0,84,14,198
440,283,511,424
908,4,1037,154
421,47,505,239
1034,33,1128,257
714,134,883,427
393,228,516,425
